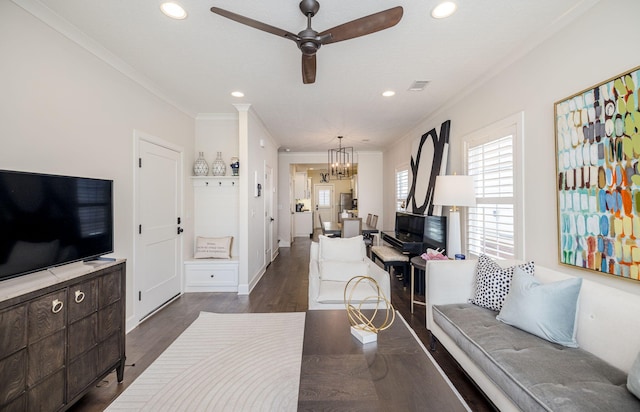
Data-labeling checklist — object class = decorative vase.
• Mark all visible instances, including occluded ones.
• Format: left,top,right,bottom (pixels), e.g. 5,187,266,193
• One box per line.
211,151,226,176
193,152,209,176
230,156,239,176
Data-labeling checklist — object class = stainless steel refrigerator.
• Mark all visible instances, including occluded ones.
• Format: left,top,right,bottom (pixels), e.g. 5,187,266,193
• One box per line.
337,192,353,223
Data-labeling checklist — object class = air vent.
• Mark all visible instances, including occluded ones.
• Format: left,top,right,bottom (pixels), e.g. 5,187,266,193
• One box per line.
408,80,430,91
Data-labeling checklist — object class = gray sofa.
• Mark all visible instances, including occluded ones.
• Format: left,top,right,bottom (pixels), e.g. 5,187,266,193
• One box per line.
426,259,640,411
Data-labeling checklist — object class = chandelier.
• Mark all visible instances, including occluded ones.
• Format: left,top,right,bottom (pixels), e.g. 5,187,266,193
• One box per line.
328,136,353,180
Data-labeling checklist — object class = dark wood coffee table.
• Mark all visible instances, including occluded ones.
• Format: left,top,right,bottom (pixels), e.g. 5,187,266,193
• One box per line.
298,310,470,411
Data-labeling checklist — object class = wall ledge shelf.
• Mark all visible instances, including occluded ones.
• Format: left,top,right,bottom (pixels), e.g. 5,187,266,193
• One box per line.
191,176,238,179
191,175,239,187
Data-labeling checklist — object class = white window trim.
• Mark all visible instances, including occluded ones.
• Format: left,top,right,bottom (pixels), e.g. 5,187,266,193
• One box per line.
462,111,525,260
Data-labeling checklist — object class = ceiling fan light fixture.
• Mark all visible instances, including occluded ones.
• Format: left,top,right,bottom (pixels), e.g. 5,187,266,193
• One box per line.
431,2,457,19
382,90,396,97
210,3,403,84
231,91,245,97
160,2,187,20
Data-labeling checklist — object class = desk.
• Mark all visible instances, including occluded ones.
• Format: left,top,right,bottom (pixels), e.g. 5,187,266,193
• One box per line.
410,255,427,314
321,222,379,237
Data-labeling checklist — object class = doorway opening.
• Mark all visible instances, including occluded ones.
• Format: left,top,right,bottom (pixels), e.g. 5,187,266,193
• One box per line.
290,163,358,232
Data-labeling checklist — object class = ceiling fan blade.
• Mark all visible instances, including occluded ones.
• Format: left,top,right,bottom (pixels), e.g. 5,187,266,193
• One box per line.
302,54,317,84
210,7,300,42
319,6,403,45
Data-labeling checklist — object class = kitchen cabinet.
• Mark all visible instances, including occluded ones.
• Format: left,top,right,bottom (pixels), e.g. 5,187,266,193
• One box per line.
294,172,310,199
294,211,313,237
351,174,358,199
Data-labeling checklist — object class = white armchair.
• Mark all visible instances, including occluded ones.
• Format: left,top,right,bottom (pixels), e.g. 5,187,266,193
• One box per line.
308,235,392,310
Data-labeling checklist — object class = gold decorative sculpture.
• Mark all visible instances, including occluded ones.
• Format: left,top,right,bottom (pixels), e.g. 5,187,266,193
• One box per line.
344,276,395,343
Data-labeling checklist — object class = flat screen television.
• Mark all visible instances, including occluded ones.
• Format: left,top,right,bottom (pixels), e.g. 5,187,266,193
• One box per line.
0,170,114,281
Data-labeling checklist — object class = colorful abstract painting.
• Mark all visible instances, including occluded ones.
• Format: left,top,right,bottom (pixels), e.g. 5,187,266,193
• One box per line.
555,66,640,280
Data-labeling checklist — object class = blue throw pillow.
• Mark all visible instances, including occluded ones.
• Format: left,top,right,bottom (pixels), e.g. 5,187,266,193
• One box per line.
628,352,640,399
470,254,535,311
496,267,582,348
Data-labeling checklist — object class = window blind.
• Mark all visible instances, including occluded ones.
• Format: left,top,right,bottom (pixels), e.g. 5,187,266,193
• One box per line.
396,168,409,211
467,135,515,259
318,189,331,207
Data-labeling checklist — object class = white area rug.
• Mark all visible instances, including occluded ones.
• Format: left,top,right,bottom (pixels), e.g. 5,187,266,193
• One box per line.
106,312,306,412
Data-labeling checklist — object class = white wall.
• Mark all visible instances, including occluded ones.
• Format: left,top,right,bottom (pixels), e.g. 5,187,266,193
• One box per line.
194,114,239,257
235,105,279,294
383,0,640,295
0,2,195,321
356,152,385,230
278,151,384,245
195,114,240,167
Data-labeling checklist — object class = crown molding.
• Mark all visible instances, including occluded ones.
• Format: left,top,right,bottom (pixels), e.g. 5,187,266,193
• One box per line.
196,113,238,121
11,0,196,118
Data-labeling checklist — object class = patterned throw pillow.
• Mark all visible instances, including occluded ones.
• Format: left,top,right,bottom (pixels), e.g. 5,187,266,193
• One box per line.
469,254,535,311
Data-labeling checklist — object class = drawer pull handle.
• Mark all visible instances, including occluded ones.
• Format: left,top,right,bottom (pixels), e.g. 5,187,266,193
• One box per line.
52,299,64,314
210,274,215,278
75,290,85,303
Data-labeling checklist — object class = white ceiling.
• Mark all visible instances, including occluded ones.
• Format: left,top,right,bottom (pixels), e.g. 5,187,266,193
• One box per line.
29,0,597,152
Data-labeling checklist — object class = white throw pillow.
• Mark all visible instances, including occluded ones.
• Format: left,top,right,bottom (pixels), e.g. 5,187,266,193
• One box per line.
319,260,369,282
497,267,583,348
194,236,232,259
318,235,365,261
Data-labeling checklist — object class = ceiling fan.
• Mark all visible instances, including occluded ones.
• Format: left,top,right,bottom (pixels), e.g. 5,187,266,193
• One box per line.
210,1,403,84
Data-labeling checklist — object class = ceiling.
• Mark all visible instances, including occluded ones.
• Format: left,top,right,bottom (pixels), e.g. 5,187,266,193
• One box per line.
30,0,597,152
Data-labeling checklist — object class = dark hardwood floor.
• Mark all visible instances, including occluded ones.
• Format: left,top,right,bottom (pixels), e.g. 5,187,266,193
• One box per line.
69,235,495,412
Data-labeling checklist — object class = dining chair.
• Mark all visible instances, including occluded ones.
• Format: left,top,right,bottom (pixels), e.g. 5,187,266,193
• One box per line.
341,218,362,238
319,213,339,238
364,214,380,255
318,213,326,235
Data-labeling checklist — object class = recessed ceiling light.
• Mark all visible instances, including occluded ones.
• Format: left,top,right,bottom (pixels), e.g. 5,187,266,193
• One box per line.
160,2,187,20
431,2,457,19
231,91,244,97
382,90,396,97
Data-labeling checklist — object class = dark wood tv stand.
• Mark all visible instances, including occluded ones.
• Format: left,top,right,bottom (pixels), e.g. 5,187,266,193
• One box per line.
0,260,126,411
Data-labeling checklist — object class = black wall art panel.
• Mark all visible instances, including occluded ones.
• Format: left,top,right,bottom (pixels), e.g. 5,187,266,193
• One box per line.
407,120,450,215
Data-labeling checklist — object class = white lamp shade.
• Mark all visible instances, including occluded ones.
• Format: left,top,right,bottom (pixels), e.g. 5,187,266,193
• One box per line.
433,175,476,208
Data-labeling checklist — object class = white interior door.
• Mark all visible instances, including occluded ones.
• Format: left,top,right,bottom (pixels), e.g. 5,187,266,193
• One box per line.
315,184,335,226
264,165,273,264
136,137,182,321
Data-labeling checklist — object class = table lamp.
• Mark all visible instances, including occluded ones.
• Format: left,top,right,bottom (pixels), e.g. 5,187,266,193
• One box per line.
433,174,476,257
